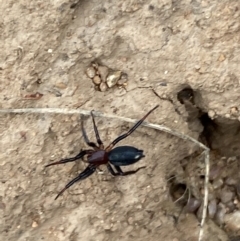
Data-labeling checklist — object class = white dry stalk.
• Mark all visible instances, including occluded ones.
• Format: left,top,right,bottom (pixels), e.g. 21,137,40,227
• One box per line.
0,107,210,241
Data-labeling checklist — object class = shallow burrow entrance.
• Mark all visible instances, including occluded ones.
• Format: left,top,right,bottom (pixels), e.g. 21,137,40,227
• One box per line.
169,86,240,238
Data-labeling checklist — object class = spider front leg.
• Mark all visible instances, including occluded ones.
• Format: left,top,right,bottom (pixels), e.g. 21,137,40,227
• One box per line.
106,105,159,151
45,149,92,167
90,111,104,149
81,115,98,149
107,164,146,176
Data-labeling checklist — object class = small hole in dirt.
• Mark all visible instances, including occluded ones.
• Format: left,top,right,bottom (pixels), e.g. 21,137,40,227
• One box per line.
170,183,187,201
199,175,205,180
177,85,240,156
177,87,194,104
148,5,154,10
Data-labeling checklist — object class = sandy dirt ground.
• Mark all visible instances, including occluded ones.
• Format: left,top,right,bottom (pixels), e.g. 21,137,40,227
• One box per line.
1,1,240,241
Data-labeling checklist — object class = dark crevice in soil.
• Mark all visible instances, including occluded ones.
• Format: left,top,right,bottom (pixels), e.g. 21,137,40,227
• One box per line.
173,86,240,238
177,86,240,157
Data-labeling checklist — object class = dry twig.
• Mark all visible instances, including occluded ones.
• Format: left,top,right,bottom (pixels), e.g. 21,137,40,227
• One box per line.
0,107,210,241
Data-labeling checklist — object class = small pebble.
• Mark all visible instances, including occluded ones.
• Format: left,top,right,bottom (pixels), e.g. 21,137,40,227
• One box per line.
128,217,134,225
197,203,204,220
225,211,240,231
209,164,222,180
225,177,237,186
117,73,128,86
212,178,224,189
233,199,238,205
185,198,201,213
208,199,217,218
98,65,109,82
230,107,238,115
99,82,108,92
225,201,235,213
93,75,101,85
218,54,225,62
106,70,121,88
86,66,96,78
215,203,226,225
55,82,67,89
220,188,234,203
32,221,38,228
208,110,216,119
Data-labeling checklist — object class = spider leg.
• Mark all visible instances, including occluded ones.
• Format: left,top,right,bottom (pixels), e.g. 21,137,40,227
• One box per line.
107,164,146,176
45,149,92,167
106,105,159,151
55,164,97,200
81,115,98,149
91,111,104,148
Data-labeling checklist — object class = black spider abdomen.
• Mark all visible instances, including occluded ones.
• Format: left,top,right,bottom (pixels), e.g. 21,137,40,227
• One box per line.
108,146,145,166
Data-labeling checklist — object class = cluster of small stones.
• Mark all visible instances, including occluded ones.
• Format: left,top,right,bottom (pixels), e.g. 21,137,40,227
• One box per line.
172,156,240,236
193,157,240,234
86,62,128,92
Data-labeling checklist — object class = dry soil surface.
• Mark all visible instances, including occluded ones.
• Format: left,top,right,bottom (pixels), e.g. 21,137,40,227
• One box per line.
1,1,240,241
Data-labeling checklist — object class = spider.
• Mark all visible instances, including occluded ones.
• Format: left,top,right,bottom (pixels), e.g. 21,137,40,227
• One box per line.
45,105,159,199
